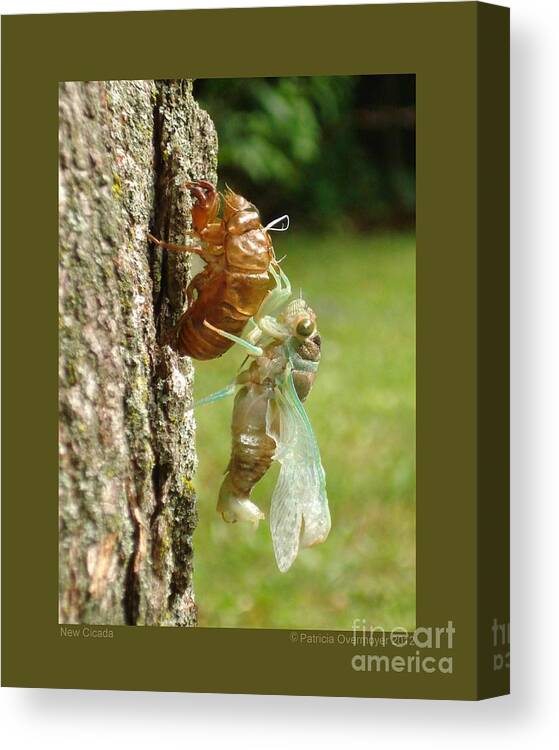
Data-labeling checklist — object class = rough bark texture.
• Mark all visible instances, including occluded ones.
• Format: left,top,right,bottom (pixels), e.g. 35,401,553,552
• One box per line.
58,80,217,626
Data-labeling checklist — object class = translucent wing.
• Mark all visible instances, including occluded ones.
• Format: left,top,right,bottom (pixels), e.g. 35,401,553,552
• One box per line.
268,369,330,572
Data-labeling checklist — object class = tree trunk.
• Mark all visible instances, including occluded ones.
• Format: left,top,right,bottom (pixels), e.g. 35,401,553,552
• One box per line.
58,80,217,626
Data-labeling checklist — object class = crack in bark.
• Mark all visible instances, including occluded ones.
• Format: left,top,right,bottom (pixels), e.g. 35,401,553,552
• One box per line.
124,482,142,625
150,85,168,330
123,86,173,625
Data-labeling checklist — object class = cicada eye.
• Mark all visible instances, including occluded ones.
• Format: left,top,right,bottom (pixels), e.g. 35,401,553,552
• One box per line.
296,318,315,338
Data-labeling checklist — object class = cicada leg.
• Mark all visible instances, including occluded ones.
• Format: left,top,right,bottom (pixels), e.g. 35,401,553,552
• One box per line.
147,234,198,253
203,320,264,356
255,264,292,322
194,382,237,408
185,263,215,307
186,180,221,235
147,233,220,264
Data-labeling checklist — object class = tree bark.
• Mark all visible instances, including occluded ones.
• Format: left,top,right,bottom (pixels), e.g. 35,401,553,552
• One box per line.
58,80,217,626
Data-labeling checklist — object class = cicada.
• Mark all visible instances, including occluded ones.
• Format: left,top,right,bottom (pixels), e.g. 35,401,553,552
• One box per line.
148,181,288,360
198,267,330,572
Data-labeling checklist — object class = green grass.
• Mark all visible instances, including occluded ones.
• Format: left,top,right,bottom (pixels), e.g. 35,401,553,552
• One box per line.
192,231,416,630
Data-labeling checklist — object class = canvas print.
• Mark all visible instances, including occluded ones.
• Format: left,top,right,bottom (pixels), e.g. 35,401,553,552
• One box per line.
5,0,509,701
58,75,416,631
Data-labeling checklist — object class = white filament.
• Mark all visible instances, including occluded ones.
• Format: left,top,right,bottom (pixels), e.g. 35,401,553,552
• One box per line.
264,214,290,232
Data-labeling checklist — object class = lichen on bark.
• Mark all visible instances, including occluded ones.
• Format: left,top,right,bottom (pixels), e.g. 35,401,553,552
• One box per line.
58,80,217,626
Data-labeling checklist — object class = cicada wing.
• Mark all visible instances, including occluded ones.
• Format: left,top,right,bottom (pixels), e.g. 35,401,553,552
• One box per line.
267,396,303,572
269,370,330,572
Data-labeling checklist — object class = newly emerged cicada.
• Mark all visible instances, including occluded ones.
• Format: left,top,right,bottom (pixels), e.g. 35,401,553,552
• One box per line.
197,266,331,572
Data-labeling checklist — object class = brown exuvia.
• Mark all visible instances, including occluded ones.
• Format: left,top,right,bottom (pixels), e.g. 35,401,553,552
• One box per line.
148,180,282,360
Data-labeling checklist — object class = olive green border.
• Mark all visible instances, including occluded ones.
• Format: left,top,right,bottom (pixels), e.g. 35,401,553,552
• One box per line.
1,2,509,699
476,2,510,699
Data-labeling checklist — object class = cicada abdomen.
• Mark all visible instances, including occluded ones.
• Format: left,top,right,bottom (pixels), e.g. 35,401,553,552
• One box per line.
217,384,275,525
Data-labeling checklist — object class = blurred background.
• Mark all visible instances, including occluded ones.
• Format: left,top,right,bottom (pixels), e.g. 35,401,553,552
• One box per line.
194,75,415,231
191,75,415,630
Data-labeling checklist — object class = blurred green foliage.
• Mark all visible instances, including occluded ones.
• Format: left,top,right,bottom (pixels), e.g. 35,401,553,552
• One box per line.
195,75,415,231
192,231,416,630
